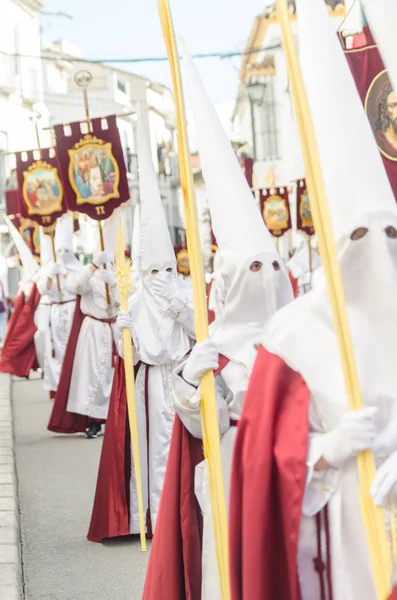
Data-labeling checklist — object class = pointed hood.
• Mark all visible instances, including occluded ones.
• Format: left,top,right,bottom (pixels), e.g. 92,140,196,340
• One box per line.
132,202,141,281
360,0,397,94
128,105,192,365
102,216,117,260
54,214,83,273
297,0,395,240
55,214,74,253
262,0,397,472
3,214,38,281
137,104,175,272
179,38,277,264
39,228,54,268
180,38,293,370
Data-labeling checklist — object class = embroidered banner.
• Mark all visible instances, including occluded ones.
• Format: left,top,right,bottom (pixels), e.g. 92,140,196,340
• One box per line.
174,244,190,277
54,115,130,220
239,157,254,189
9,215,40,258
259,187,292,237
296,179,314,236
341,26,397,200
16,148,66,227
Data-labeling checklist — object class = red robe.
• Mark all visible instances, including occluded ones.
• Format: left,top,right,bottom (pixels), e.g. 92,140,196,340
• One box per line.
87,357,131,542
0,284,40,378
229,346,310,600
390,589,397,600
47,297,88,434
143,355,230,600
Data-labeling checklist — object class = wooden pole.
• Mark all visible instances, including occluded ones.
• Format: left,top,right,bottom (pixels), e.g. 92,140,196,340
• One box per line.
115,220,146,551
50,233,62,295
276,0,391,596
157,1,230,597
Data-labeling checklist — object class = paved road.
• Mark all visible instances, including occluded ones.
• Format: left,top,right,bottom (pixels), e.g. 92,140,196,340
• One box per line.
12,377,149,600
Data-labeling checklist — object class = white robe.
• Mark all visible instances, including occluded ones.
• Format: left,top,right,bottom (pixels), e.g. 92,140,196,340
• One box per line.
66,271,119,420
172,359,249,600
37,273,77,393
33,295,51,370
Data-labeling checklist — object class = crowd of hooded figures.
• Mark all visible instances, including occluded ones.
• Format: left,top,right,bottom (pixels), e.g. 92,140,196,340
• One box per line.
2,0,397,599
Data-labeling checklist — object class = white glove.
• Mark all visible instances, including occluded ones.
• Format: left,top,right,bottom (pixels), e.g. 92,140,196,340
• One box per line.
117,310,132,330
100,270,117,286
182,339,219,387
47,262,62,278
371,452,397,507
322,407,378,469
93,250,109,268
152,273,180,302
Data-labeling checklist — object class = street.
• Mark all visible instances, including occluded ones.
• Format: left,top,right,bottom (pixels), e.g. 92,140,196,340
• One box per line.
12,377,149,600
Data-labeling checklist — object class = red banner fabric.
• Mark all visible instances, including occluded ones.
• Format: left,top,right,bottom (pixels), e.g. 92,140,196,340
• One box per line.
16,148,66,228
5,189,19,216
259,187,292,237
54,115,130,221
341,26,397,201
296,179,314,236
239,157,254,188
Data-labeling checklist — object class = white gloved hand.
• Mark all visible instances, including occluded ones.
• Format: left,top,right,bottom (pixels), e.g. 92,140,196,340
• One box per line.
152,273,180,302
93,250,109,268
322,407,378,469
47,262,62,278
100,270,117,286
182,339,219,387
117,310,132,330
371,452,397,507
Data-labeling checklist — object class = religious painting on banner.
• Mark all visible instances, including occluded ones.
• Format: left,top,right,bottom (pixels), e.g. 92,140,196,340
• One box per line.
54,115,130,220
259,187,292,237
296,179,314,236
341,26,397,200
174,244,190,277
16,148,65,228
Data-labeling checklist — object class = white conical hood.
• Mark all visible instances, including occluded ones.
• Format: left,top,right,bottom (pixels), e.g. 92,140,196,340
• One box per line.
297,0,395,239
102,216,117,258
137,104,175,271
55,214,74,253
360,0,397,93
132,202,141,279
39,228,54,268
179,38,277,263
180,38,293,370
3,214,38,281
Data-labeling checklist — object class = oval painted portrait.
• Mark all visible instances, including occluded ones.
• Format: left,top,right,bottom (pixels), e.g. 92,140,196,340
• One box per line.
365,69,397,162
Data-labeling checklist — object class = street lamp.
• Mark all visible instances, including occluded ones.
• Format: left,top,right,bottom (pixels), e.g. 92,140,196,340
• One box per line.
246,79,267,161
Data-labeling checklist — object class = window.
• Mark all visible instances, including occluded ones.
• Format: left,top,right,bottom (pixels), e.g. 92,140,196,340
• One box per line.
255,77,279,160
117,79,127,94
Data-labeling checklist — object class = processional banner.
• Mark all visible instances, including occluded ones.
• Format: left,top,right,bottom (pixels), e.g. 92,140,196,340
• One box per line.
341,26,397,200
296,179,314,236
259,187,292,237
54,115,130,221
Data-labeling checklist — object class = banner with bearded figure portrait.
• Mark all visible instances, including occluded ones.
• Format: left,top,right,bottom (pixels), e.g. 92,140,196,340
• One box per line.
296,179,314,236
341,26,397,200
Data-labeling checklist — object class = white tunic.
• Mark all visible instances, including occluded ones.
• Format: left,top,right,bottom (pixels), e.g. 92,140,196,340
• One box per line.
66,271,119,420
37,273,77,393
172,359,249,600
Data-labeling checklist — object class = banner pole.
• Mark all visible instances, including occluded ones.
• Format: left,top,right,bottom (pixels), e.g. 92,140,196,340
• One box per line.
75,69,111,307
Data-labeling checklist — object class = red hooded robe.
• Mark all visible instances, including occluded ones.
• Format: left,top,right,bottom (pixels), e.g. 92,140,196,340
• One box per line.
229,346,310,600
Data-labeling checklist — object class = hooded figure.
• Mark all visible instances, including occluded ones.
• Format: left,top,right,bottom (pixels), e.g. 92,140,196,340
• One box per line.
132,201,141,287
37,214,81,395
143,41,293,600
48,217,120,438
0,216,40,377
229,2,397,599
87,105,195,542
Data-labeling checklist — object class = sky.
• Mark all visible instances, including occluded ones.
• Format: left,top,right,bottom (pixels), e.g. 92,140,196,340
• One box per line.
39,0,268,127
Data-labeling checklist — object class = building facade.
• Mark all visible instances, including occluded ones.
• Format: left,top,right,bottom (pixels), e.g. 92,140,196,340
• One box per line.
232,0,362,258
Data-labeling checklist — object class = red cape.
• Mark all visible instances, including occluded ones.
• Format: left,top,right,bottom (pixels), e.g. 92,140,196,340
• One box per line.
143,355,230,600
288,271,299,298
390,588,397,600
143,416,204,600
0,284,40,378
47,297,88,434
87,357,132,542
229,346,309,600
